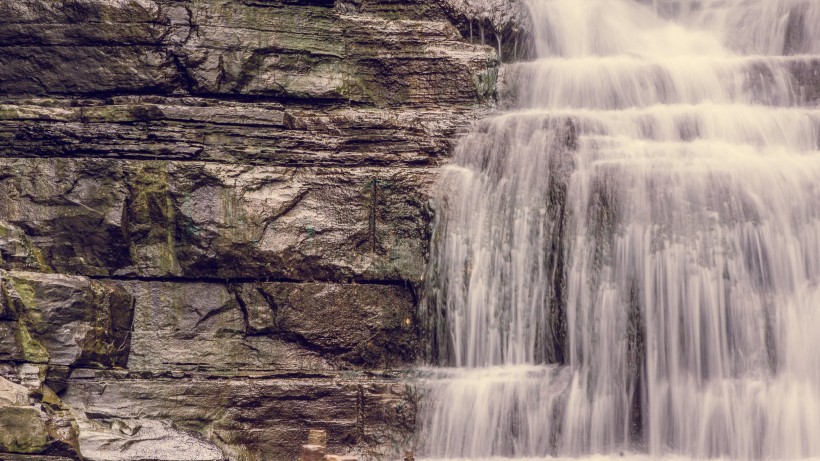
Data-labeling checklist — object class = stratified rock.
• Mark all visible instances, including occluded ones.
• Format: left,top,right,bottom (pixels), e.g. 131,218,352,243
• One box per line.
64,369,416,461
0,0,499,459
0,98,477,166
0,0,495,107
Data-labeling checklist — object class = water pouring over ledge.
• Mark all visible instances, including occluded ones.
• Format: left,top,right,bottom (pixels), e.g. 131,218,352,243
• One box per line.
418,0,820,459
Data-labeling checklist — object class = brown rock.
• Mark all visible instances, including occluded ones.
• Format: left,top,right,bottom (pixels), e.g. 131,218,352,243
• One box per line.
300,444,326,461
306,429,328,447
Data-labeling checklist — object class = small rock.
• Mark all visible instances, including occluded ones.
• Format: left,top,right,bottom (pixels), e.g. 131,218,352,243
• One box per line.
306,429,328,447
0,376,29,406
300,444,326,461
323,455,357,461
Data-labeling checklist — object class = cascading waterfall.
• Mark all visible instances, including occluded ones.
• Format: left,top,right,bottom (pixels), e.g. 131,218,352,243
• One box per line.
418,0,820,459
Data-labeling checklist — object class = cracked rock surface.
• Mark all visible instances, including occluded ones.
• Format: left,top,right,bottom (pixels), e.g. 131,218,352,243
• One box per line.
0,0,498,460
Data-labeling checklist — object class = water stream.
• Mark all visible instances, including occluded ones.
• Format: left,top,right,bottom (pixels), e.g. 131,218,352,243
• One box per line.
419,1,820,459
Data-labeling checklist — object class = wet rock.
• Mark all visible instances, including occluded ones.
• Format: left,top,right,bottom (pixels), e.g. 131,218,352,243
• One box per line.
0,0,498,458
0,160,435,282
440,0,533,62
120,280,331,371
120,280,416,370
64,369,417,461
0,98,478,166
0,0,495,106
251,282,418,367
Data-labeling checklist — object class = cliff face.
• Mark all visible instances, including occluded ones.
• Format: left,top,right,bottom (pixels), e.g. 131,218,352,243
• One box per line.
0,1,498,459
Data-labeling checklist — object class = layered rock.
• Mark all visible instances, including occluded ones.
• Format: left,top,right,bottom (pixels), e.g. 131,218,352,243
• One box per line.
0,159,434,281
0,0,498,460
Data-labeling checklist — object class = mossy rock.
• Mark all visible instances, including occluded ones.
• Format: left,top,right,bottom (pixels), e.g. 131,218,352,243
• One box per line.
15,321,50,364
0,406,49,454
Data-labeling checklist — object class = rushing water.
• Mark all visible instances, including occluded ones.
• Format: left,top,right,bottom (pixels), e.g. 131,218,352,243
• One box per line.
419,0,820,459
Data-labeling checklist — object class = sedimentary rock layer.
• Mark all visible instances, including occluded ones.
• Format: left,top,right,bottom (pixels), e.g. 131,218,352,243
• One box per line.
0,0,499,459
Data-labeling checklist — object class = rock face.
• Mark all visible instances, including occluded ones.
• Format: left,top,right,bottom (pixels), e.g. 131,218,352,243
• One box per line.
0,0,497,460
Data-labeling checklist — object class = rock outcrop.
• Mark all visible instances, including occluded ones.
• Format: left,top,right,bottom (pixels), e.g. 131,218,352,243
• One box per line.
0,0,498,460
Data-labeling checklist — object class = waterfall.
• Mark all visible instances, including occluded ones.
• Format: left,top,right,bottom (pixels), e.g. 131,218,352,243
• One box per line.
418,0,820,459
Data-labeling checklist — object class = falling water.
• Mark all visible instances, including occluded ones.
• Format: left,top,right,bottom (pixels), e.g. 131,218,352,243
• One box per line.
419,0,820,460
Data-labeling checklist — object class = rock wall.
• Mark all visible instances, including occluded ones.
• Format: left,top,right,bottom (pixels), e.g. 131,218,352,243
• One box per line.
0,0,498,460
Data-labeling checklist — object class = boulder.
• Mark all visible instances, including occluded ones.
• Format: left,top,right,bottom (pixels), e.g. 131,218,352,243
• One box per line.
0,270,134,368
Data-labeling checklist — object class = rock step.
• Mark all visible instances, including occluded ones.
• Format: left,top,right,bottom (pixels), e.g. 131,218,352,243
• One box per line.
0,1,497,107
498,56,820,109
0,269,418,373
63,369,416,461
0,97,488,166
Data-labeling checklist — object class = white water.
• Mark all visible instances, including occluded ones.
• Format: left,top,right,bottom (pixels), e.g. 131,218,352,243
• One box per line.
419,0,820,459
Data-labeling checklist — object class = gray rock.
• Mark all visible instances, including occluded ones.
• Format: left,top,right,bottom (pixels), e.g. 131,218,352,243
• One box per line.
0,0,496,106
120,280,332,371
119,280,416,371
0,376,29,406
0,371,82,458
0,221,51,272
75,418,226,461
64,369,417,461
251,282,418,367
0,0,500,459
0,160,435,283
440,0,533,62
0,98,479,166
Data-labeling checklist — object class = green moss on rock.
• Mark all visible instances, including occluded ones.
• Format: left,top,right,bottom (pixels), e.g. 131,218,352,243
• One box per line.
0,406,49,453
14,321,50,364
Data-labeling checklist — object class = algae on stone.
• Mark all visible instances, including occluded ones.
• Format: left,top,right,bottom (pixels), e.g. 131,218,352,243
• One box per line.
0,406,49,453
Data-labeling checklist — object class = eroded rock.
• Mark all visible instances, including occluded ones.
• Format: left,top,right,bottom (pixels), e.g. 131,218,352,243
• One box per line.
0,374,80,458
120,280,415,371
74,418,226,461
0,270,134,368
0,405,49,453
0,0,499,459
64,369,417,461
440,0,533,62
0,160,434,282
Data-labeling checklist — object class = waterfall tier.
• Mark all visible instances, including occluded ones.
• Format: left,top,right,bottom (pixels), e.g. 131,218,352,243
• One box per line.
420,0,820,459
